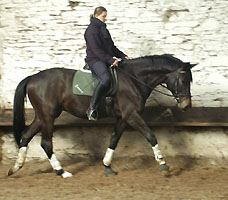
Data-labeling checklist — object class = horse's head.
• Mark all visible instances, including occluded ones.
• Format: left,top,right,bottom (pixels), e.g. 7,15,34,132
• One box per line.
165,63,196,111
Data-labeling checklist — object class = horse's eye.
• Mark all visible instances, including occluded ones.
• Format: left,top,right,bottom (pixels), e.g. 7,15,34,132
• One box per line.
180,73,188,83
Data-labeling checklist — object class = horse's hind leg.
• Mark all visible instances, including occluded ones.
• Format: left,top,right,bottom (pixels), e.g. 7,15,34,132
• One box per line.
124,110,170,174
103,118,127,176
8,117,41,176
40,118,72,178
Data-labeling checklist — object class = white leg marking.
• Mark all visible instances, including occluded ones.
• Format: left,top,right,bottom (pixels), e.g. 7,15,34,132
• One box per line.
9,146,28,175
152,144,166,165
49,154,72,178
103,148,114,166
49,154,62,171
14,146,28,170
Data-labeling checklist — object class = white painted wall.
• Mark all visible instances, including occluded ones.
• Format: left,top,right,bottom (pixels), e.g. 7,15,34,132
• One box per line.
0,0,228,108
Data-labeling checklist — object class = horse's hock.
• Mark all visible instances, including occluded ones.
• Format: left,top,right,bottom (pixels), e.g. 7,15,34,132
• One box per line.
1,125,228,164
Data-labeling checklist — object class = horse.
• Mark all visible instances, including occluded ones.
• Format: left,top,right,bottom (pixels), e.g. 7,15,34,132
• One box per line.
8,54,195,178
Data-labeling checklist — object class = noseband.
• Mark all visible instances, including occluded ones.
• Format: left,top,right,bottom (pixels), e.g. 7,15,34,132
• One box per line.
169,69,191,103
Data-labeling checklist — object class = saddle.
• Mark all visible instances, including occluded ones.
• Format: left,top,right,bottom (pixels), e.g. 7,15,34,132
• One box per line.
72,63,118,97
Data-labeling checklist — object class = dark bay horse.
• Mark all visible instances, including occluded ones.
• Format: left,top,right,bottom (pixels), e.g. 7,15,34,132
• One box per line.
8,54,195,178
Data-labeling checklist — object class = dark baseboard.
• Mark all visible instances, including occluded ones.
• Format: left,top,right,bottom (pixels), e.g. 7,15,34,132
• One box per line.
1,107,228,127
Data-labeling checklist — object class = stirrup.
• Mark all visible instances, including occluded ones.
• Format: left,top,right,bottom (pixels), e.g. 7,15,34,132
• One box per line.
86,107,98,121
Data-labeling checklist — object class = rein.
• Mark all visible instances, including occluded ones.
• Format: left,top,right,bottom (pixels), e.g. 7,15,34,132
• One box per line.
117,66,188,102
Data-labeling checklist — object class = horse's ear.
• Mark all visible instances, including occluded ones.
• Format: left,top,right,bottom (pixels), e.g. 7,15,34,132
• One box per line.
190,63,197,68
184,62,197,69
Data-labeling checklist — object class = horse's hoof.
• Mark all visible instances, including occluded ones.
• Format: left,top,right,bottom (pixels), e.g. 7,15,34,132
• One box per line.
160,164,171,177
160,163,169,171
8,167,14,176
7,165,23,177
105,166,118,177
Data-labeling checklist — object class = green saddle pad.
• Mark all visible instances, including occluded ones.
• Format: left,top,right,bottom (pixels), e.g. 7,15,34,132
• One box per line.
73,67,118,96
72,70,94,96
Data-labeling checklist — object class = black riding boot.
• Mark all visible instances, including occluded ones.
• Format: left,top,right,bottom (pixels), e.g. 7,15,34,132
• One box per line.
87,82,108,121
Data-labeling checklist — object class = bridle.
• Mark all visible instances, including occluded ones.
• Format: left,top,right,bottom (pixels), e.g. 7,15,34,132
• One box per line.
117,66,191,103
160,68,191,103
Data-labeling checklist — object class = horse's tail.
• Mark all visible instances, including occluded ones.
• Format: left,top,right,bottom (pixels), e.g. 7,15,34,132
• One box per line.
13,76,32,147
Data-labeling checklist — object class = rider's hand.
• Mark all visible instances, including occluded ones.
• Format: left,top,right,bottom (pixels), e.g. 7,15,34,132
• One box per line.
112,59,119,67
125,56,130,60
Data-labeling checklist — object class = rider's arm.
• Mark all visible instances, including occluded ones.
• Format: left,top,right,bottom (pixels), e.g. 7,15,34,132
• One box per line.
112,45,127,60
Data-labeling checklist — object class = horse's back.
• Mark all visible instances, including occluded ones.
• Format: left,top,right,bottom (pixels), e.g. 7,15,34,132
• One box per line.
25,68,91,118
31,68,75,81
28,67,75,86
26,68,76,109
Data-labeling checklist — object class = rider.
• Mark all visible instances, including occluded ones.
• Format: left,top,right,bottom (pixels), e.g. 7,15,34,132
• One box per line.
84,6,129,120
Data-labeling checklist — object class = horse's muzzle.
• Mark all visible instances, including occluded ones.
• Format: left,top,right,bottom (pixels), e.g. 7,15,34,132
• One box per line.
178,98,192,111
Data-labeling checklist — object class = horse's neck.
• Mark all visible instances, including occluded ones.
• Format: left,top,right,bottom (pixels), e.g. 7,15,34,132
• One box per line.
129,66,167,88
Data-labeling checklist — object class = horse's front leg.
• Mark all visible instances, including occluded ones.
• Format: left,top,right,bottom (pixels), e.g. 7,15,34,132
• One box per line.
125,110,170,175
103,118,127,176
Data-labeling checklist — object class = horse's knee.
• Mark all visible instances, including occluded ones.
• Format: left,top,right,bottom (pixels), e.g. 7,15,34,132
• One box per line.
41,139,53,159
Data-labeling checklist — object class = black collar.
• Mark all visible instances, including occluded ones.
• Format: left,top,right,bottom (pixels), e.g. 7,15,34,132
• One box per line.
91,17,106,28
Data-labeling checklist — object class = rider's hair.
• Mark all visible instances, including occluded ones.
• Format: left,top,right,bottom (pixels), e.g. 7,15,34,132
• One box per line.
89,6,107,22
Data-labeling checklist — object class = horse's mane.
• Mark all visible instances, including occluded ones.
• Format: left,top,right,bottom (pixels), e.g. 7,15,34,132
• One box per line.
122,54,184,71
155,54,184,64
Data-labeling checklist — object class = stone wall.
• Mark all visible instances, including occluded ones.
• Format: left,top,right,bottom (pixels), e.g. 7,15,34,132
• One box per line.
0,0,228,108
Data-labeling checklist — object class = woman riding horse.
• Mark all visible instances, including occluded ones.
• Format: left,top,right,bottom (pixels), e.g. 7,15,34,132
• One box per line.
8,7,195,178
85,6,130,121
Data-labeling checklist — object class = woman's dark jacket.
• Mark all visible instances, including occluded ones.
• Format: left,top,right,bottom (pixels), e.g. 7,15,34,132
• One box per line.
84,17,126,67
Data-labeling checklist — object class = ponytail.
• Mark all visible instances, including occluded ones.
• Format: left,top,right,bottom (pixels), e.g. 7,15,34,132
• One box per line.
89,14,94,22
